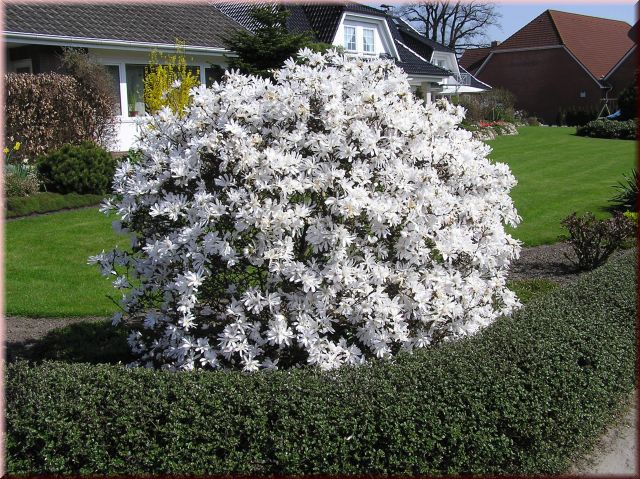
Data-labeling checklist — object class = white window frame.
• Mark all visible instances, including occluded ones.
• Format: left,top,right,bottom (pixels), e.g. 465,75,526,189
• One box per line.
362,27,375,54
344,26,357,51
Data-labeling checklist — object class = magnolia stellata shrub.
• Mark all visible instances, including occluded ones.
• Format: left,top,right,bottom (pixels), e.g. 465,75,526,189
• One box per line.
91,49,521,372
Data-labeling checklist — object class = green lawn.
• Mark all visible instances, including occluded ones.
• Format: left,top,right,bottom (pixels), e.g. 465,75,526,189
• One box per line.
5,208,127,317
4,127,636,318
489,126,636,246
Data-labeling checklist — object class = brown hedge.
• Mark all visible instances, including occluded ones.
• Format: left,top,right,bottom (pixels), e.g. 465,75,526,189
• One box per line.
4,72,116,162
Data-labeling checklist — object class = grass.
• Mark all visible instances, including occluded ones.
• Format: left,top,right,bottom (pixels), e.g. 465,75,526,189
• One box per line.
489,126,636,246
507,278,559,304
6,192,103,218
5,208,128,317
5,127,635,318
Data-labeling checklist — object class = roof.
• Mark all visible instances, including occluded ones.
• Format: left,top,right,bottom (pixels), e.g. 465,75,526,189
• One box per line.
218,2,452,78
391,17,455,54
299,2,390,43
5,3,244,49
459,66,491,91
5,1,452,79
458,46,492,74
216,3,312,34
493,10,634,79
548,10,634,79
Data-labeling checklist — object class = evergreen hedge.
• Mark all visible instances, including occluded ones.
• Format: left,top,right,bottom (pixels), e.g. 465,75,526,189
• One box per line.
6,192,103,218
576,119,636,140
6,250,636,475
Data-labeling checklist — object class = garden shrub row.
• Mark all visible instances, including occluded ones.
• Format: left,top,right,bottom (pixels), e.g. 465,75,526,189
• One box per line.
6,249,636,476
4,71,115,162
6,192,103,218
576,119,637,140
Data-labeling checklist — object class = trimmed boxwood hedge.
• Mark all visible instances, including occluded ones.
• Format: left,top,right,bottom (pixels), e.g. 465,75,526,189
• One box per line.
6,192,103,218
6,250,636,475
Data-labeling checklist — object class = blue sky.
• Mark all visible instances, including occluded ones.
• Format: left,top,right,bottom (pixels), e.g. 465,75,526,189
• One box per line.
485,2,636,42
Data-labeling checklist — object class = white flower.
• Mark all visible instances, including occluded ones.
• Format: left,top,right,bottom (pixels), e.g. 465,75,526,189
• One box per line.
93,49,521,372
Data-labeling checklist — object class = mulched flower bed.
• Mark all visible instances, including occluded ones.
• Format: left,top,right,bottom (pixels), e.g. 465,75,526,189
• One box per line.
508,242,632,285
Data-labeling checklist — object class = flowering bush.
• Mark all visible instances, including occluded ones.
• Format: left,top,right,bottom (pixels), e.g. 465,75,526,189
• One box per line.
4,141,40,197
91,49,521,372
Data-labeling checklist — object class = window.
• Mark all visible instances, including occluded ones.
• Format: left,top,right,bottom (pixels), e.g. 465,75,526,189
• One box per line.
12,58,32,74
125,63,201,117
344,26,357,51
105,65,122,116
126,64,146,117
205,66,224,87
363,28,374,53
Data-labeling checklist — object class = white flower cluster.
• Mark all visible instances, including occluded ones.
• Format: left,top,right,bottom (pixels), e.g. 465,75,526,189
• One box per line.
91,49,521,372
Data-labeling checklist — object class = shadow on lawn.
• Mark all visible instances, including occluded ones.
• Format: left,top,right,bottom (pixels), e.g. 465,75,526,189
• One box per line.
8,320,133,365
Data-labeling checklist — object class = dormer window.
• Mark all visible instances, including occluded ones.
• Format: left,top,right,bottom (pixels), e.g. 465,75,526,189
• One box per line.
363,28,375,53
334,14,399,60
345,26,357,51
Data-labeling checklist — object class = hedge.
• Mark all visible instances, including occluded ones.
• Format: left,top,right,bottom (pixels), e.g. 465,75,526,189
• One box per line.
6,192,103,218
576,118,637,140
4,72,115,162
6,249,636,475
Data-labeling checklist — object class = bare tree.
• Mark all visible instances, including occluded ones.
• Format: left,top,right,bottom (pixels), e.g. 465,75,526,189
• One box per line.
393,1,501,51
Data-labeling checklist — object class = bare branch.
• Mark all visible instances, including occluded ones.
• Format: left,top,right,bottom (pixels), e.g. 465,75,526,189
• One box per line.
394,1,501,51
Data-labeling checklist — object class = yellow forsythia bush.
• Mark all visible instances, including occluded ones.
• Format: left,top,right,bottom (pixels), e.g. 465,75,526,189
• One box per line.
144,44,200,116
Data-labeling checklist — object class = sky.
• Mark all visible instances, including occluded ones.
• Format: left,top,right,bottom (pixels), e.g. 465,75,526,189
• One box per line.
485,2,636,42
375,1,636,44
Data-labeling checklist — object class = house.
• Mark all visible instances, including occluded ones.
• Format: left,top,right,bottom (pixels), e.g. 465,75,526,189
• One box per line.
459,10,636,124
5,2,487,151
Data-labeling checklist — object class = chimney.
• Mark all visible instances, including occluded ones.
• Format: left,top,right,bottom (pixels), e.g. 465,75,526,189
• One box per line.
491,40,501,47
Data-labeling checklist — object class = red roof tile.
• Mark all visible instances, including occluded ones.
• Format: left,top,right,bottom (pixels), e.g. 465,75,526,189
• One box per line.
459,47,492,74
549,10,634,79
493,9,634,80
495,10,562,50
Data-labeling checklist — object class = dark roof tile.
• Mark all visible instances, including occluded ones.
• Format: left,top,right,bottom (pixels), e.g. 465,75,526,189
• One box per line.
6,3,243,49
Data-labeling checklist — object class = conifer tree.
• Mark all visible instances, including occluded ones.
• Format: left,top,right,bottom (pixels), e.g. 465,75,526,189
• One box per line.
223,6,332,79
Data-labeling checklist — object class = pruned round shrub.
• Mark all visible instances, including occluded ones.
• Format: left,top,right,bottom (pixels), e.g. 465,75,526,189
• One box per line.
37,142,116,195
92,49,521,372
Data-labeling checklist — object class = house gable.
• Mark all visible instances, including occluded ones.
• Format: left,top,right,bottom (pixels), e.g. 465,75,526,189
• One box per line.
548,10,634,80
495,10,562,51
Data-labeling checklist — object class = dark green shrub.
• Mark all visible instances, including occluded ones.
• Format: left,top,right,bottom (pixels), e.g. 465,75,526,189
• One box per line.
560,211,634,271
609,169,638,212
6,250,636,475
576,119,636,139
37,142,116,195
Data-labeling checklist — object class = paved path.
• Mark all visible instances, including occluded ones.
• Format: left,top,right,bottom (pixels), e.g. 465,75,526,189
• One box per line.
569,392,637,475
